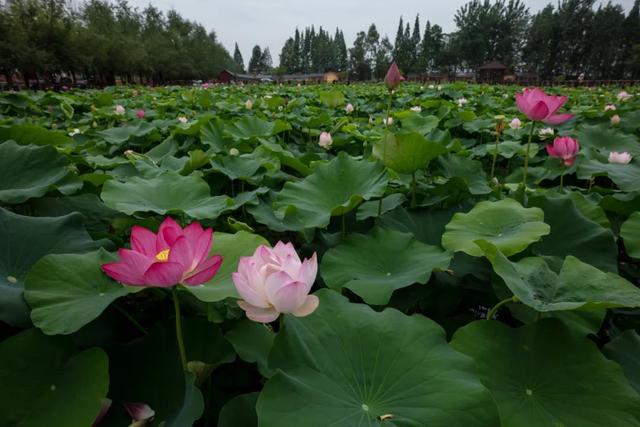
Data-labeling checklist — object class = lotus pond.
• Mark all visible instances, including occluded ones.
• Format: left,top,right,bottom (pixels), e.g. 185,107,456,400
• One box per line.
1,82,640,426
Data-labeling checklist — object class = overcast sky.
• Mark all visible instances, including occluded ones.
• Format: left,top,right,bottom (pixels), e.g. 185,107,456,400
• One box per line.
123,0,635,66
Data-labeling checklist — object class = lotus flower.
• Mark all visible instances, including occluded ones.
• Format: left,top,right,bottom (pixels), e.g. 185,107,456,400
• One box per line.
178,116,188,124
101,217,222,287
136,109,145,119
124,403,155,427
115,105,125,115
457,98,468,107
617,90,632,101
384,62,404,91
383,116,394,126
546,136,579,166
608,151,632,164
515,88,574,125
410,106,422,112
345,103,354,113
604,104,616,112
319,131,332,149
538,127,555,139
509,118,522,130
611,114,621,126
232,242,318,323
245,99,253,110
68,128,81,137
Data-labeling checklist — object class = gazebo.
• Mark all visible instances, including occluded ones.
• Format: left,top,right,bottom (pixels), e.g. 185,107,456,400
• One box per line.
477,61,507,84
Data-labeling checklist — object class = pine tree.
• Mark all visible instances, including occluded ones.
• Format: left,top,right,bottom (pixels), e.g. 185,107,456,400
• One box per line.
411,14,421,72
393,16,404,62
261,47,273,72
233,42,244,72
248,45,262,73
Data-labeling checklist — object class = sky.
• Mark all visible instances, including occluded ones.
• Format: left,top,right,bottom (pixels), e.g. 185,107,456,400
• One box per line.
123,0,635,67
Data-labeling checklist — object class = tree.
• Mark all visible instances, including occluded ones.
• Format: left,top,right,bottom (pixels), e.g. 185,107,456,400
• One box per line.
260,47,273,72
349,31,370,80
410,14,421,72
248,45,262,73
233,42,244,72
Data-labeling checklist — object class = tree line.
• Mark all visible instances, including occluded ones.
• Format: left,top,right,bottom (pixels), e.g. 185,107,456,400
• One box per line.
1,0,639,86
0,0,239,87
274,0,640,80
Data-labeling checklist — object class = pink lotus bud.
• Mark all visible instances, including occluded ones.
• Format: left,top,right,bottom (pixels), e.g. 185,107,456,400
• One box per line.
611,114,621,126
617,91,632,102
608,151,632,164
345,103,354,113
546,136,579,166
245,99,253,110
124,403,155,424
178,116,188,124
384,62,404,91
202,82,210,89
115,105,125,115
232,241,319,323
604,104,616,112
515,87,574,125
101,217,222,287
410,106,422,113
318,131,333,149
509,118,522,129
136,109,145,119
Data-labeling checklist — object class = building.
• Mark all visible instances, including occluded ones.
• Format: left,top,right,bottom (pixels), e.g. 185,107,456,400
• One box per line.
477,61,507,84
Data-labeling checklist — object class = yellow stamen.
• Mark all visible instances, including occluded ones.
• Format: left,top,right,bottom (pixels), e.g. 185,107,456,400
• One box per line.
155,249,170,262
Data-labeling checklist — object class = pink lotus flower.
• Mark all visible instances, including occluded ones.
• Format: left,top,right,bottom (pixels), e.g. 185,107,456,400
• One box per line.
509,118,522,129
319,131,332,149
611,114,621,126
136,109,145,119
232,242,319,323
546,136,579,166
384,62,404,91
124,403,155,426
608,151,632,164
345,103,354,113
604,104,616,112
617,91,632,101
101,217,222,287
515,88,574,125
115,105,125,115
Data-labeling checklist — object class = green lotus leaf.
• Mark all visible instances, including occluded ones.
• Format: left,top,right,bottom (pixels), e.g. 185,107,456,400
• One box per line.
226,116,273,140
0,141,72,203
451,319,640,427
578,158,640,192
478,241,640,311
373,131,447,174
273,152,388,230
101,172,233,219
621,212,640,259
529,194,618,272
186,231,269,302
0,208,107,326
438,154,492,195
0,124,73,147
442,198,550,257
576,124,640,157
24,249,129,335
225,319,275,377
257,290,499,427
0,329,109,427
97,122,159,145
603,330,640,393
321,227,451,305
218,393,258,427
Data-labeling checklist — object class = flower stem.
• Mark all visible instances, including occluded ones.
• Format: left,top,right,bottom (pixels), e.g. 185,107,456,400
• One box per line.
410,171,417,207
559,167,565,191
522,122,536,188
378,93,393,216
172,288,188,372
486,296,518,320
490,132,500,180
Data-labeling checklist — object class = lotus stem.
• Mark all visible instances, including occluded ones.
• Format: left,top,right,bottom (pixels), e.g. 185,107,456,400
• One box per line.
522,122,536,189
172,288,188,372
486,296,518,320
411,171,417,207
